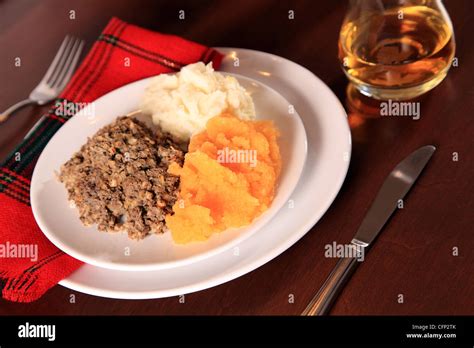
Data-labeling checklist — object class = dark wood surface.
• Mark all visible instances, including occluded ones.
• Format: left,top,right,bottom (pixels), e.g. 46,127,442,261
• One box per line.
0,0,473,315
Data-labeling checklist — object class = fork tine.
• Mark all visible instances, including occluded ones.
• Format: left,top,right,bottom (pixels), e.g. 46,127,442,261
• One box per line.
40,36,72,84
55,40,84,92
47,37,76,87
52,38,84,90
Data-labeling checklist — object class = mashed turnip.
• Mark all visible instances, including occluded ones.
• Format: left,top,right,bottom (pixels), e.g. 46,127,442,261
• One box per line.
166,113,281,244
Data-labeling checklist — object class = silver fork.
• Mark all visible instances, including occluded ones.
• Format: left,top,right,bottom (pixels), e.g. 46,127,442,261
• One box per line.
0,36,84,123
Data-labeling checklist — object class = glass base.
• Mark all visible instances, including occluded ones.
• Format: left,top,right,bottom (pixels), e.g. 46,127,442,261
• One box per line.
348,70,450,101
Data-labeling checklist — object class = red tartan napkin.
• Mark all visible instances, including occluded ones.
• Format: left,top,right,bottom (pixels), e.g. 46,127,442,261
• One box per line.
0,17,223,302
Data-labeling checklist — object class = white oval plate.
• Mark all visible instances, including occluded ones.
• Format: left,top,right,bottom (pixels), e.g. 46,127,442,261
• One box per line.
53,48,351,299
31,73,307,271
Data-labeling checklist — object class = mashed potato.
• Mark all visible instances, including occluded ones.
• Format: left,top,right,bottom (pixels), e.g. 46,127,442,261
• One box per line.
140,62,256,142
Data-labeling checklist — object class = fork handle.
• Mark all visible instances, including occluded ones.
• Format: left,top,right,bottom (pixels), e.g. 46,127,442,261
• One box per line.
301,256,359,316
0,99,37,123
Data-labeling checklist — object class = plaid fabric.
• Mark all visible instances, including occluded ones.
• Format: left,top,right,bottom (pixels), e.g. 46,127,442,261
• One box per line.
0,17,223,302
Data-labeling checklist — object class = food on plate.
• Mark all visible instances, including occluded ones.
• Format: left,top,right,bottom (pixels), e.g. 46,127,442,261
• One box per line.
140,62,256,142
58,116,184,240
57,62,284,245
166,113,281,244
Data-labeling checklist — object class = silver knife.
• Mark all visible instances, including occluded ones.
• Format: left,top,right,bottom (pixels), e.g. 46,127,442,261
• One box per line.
302,145,436,316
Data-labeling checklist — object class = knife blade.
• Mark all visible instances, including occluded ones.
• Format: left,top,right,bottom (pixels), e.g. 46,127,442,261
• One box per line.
302,145,436,316
352,145,436,247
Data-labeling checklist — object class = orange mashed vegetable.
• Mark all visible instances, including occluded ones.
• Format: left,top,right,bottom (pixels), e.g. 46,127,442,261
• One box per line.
166,112,281,244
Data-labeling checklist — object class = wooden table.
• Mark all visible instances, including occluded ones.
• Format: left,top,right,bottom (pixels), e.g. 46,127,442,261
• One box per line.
1,0,473,315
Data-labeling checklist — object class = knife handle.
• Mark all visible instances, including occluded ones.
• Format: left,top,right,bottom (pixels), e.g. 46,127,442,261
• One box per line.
302,256,360,315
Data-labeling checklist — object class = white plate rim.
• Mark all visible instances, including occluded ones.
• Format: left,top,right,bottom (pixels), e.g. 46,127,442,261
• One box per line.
56,47,352,299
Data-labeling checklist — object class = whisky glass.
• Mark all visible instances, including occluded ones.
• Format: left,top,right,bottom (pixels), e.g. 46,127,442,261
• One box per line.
338,0,455,100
